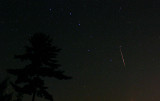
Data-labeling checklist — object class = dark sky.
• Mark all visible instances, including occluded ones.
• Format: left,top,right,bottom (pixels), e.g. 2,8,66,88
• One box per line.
1,0,160,101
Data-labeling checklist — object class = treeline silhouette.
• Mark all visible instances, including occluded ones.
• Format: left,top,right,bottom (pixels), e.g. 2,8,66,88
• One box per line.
5,33,71,101
0,78,12,101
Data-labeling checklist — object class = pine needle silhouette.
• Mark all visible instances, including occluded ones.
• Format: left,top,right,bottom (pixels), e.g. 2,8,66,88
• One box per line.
8,33,71,101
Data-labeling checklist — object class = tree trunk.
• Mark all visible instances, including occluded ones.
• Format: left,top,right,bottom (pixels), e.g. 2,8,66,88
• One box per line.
32,91,36,101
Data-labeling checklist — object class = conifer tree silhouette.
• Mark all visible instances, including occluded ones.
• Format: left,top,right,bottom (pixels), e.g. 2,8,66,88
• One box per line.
0,78,13,101
13,92,23,101
8,33,71,101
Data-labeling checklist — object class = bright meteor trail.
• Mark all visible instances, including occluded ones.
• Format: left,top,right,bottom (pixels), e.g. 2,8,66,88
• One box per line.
120,46,126,67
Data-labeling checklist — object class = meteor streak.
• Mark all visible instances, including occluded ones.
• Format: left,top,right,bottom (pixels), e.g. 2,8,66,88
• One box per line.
120,46,125,67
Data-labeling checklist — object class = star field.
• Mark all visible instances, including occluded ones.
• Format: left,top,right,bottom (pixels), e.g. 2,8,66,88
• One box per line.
1,0,160,101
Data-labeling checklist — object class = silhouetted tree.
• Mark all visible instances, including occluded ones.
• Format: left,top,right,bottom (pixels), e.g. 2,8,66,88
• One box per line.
8,33,71,101
13,92,23,101
0,78,13,101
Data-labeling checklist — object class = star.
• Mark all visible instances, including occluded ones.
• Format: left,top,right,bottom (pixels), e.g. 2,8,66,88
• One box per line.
89,35,94,38
120,6,122,10
109,59,112,62
69,12,72,15
87,49,91,52
49,8,52,11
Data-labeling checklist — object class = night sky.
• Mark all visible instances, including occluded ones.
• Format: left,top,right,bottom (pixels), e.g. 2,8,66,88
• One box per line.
1,0,160,101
